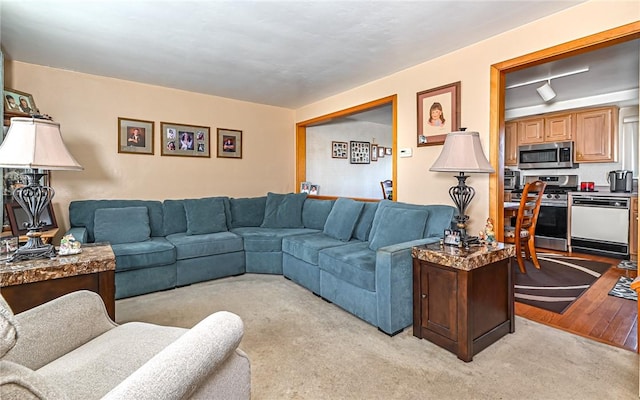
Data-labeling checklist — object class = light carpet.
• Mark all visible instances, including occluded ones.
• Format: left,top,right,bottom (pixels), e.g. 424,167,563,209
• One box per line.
116,274,638,399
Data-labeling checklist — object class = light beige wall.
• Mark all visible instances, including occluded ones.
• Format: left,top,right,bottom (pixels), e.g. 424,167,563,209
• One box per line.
5,62,295,233
295,1,639,235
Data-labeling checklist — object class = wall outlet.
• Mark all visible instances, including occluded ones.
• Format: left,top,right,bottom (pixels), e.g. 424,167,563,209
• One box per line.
399,148,412,158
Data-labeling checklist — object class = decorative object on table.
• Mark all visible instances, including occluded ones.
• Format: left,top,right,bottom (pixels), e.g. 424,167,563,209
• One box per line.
443,228,462,246
118,117,154,155
513,252,611,314
0,236,18,260
309,184,320,195
300,181,311,193
216,127,241,159
417,81,460,147
608,276,637,301
160,121,211,158
349,141,370,164
0,118,83,261
3,88,39,115
429,129,494,247
5,201,57,236
58,233,82,255
481,218,497,246
331,141,348,159
370,144,378,161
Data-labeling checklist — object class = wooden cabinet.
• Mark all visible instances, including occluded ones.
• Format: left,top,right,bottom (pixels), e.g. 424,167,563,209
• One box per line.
505,122,518,166
412,244,515,362
545,113,573,142
631,197,638,261
575,107,617,163
517,118,544,144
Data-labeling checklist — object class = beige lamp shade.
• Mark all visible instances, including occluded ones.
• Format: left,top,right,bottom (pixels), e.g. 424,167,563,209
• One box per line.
0,117,83,170
430,131,494,173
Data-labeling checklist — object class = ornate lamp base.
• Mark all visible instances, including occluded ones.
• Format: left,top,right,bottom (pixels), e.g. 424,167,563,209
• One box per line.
8,233,56,263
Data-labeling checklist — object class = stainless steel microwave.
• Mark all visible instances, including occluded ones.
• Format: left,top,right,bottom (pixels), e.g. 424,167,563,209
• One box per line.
518,141,576,170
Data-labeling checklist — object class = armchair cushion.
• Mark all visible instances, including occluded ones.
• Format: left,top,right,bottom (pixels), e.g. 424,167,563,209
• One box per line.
0,360,67,400
368,207,429,251
184,197,228,235
94,207,151,245
261,192,307,228
323,198,364,241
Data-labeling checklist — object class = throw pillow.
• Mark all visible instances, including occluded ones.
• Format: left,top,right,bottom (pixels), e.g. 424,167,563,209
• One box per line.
230,197,267,228
0,296,18,358
368,207,430,250
323,198,365,241
184,198,228,235
94,207,151,245
261,192,307,228
353,202,378,241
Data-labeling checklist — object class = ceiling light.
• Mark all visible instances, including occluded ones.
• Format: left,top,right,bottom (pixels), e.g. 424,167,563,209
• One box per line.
536,80,556,102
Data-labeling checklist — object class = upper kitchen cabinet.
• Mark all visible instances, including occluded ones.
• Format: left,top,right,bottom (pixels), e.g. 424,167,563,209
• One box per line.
517,117,544,144
505,121,518,166
544,113,573,142
575,106,617,163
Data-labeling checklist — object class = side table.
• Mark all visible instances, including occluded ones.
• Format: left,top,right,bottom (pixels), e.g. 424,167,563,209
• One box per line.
0,244,116,320
411,242,515,362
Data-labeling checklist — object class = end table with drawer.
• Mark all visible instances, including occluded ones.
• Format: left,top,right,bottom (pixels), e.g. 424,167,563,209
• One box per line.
412,242,515,362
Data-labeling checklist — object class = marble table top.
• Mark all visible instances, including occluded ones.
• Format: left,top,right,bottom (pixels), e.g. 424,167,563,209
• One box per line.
0,244,115,287
412,242,515,271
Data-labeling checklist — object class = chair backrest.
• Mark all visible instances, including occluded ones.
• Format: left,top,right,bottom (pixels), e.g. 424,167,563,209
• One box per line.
515,180,546,235
380,180,392,199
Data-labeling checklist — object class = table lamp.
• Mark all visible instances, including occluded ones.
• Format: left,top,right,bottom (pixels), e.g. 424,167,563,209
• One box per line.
0,117,83,262
429,129,494,245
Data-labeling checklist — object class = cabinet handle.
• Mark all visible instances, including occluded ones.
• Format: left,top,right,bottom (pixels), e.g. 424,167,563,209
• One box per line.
421,294,427,299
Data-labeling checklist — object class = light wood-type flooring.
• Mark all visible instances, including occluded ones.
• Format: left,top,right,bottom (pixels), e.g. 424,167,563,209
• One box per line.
515,250,638,352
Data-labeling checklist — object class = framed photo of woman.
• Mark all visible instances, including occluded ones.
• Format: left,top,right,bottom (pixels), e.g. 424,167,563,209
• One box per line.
417,81,460,147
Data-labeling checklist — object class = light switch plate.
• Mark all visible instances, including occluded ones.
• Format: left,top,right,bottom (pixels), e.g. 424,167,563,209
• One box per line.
399,148,412,158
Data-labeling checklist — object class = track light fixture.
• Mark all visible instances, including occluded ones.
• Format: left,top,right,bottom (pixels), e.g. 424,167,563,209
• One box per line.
536,80,557,102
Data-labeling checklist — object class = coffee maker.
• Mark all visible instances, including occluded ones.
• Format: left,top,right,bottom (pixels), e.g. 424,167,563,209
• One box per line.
608,170,633,192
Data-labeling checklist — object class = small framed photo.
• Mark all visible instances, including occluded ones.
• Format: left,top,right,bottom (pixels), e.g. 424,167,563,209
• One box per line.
378,147,385,158
217,128,242,159
3,88,38,115
417,81,461,147
161,122,211,158
332,141,348,159
350,141,370,164
118,117,154,155
300,181,311,193
371,144,378,162
385,147,392,156
5,202,58,236
443,229,462,247
309,184,320,195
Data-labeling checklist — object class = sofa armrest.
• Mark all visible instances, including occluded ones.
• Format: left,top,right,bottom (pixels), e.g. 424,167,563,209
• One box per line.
6,291,116,370
65,227,88,243
103,311,249,400
374,237,441,335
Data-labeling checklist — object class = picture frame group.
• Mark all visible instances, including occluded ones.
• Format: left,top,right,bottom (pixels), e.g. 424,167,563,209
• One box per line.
161,121,211,158
417,81,460,147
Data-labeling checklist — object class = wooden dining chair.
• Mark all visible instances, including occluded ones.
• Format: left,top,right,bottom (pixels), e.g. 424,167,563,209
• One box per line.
380,180,393,200
504,180,546,274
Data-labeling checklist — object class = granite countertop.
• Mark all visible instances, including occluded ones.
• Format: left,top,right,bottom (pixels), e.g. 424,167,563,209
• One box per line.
412,242,515,271
0,244,115,287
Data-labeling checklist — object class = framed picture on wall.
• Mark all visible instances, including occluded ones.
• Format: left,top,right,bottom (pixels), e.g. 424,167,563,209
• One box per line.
332,141,348,159
161,122,211,158
217,128,242,159
378,146,385,158
385,147,392,156
350,141,370,164
417,81,460,147
118,117,154,155
371,144,378,162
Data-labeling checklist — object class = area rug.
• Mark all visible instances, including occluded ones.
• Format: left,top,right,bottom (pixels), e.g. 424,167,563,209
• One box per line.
608,276,638,301
514,253,612,314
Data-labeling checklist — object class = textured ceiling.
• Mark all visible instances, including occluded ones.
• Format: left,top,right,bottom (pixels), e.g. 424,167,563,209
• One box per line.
0,1,585,109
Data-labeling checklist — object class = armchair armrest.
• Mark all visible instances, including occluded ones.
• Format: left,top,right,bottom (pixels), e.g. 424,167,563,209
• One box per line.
103,311,249,400
6,291,116,370
65,227,88,243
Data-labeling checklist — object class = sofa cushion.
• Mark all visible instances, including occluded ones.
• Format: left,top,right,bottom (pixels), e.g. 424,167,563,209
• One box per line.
353,201,378,241
94,207,151,245
323,198,364,241
231,227,318,252
368,207,429,250
302,198,334,230
0,360,66,400
111,238,176,272
166,231,243,260
230,196,267,228
283,232,355,265
261,192,307,228
318,242,376,292
0,296,18,358
163,199,187,236
184,198,228,235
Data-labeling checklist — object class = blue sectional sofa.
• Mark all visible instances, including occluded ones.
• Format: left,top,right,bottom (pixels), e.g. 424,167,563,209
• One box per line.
67,193,454,335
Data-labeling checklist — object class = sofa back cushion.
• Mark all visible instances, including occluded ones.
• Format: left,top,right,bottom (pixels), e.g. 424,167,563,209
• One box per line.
353,201,378,241
230,196,267,228
163,197,232,235
423,205,456,237
261,192,307,228
69,200,164,242
0,294,18,359
323,198,364,241
94,207,151,245
368,206,429,250
302,198,334,230
184,198,228,235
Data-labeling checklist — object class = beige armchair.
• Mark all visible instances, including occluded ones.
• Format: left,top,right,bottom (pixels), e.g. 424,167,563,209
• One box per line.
0,290,250,399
